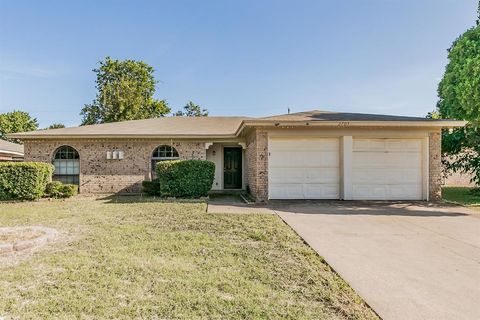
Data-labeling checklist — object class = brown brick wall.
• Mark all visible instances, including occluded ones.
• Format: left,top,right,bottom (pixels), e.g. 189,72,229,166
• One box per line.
23,140,206,194
245,129,268,202
429,132,442,200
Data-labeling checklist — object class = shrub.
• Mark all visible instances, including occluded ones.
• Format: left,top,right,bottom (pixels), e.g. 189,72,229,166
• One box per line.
156,160,215,198
142,179,160,196
0,162,54,200
45,181,78,198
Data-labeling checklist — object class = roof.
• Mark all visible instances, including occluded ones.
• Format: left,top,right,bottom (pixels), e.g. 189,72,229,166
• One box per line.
0,139,24,155
8,110,466,140
9,116,249,139
260,110,441,122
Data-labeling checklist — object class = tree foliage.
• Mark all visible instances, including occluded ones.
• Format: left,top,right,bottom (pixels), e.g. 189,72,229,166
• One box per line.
437,12,480,186
80,57,170,125
0,110,39,143
175,101,208,117
47,123,65,129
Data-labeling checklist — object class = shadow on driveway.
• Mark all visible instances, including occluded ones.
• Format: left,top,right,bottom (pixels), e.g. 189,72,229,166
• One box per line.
269,200,473,217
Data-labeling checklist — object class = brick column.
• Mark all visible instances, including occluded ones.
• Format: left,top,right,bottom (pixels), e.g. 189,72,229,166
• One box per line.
245,129,268,202
429,132,442,200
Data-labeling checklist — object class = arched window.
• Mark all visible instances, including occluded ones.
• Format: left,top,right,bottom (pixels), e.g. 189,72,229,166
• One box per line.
52,146,80,185
151,145,179,176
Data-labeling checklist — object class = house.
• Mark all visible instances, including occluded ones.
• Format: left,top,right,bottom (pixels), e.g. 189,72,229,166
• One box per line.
0,139,24,162
8,110,465,201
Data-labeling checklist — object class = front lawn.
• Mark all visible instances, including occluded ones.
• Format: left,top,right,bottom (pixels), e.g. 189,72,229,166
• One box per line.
443,187,480,212
0,197,377,319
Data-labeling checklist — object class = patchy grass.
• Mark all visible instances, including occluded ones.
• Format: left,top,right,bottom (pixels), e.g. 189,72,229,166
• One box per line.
0,228,44,243
0,197,377,319
443,187,480,212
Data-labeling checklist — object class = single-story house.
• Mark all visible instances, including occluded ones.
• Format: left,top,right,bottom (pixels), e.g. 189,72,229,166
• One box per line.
0,139,24,162
8,110,465,201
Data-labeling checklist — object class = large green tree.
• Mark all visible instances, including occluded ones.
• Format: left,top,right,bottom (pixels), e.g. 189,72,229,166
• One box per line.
175,101,208,117
0,110,39,143
81,57,170,125
437,4,480,186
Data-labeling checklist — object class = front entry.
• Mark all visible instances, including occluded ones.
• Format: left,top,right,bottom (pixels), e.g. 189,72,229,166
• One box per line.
224,147,242,189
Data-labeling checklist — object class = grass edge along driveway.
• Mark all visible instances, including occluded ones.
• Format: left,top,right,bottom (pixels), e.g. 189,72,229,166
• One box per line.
0,197,378,319
443,186,480,212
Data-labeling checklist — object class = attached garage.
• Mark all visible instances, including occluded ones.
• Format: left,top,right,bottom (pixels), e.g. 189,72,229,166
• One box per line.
351,138,425,200
268,137,340,199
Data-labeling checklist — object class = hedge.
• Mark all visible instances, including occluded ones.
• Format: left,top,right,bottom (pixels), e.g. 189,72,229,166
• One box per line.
0,162,54,200
142,179,160,196
156,160,215,198
45,181,78,198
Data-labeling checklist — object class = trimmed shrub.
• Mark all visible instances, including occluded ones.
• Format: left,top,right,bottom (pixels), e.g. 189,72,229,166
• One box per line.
45,181,78,198
142,179,160,196
0,162,54,200
156,160,215,198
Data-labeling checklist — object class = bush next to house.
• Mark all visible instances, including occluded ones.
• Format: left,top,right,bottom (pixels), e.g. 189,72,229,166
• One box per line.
142,178,160,196
44,181,78,198
0,162,54,200
156,160,215,198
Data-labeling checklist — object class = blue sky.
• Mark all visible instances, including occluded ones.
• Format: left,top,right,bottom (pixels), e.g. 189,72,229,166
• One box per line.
0,0,477,128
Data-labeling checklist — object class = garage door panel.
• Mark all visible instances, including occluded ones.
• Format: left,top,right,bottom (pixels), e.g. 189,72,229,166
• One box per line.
269,138,340,199
269,151,310,167
269,184,304,199
269,167,305,183
386,139,422,150
352,138,424,200
304,184,340,199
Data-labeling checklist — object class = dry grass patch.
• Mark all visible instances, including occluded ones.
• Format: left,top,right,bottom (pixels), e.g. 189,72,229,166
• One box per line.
0,197,378,319
0,228,44,243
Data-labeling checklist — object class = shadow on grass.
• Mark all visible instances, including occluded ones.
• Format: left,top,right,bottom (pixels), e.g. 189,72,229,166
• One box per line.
95,194,207,204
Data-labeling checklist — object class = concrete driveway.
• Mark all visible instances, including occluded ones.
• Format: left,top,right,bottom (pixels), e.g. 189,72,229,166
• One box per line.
273,201,480,320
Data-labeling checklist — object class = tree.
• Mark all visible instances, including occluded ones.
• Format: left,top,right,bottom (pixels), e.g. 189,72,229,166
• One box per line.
0,110,38,143
175,101,208,117
437,4,480,186
47,123,65,129
80,57,170,125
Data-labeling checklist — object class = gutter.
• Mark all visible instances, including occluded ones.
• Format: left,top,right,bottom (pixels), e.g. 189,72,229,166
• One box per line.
235,120,467,136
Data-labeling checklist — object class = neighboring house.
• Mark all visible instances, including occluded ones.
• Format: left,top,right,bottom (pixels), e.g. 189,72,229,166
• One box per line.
8,110,465,201
0,139,24,162
444,171,475,187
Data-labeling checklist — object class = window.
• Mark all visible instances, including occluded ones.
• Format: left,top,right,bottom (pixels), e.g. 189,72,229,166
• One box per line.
151,145,179,176
52,146,80,185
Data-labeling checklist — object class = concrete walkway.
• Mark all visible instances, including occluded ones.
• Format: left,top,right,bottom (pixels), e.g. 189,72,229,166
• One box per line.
273,201,480,320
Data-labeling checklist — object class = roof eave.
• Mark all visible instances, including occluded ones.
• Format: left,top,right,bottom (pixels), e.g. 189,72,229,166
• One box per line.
236,120,467,134
0,150,24,156
7,133,240,140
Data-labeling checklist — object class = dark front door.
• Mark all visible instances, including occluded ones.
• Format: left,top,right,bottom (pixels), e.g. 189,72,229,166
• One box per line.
224,147,242,189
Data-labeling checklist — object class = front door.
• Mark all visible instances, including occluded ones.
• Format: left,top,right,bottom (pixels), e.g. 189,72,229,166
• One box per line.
224,147,242,189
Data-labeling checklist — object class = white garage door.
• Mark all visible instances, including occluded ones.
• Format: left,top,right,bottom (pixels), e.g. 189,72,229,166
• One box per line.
352,139,423,200
268,138,340,199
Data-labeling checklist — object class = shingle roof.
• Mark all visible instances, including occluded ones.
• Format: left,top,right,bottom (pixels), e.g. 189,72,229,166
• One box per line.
0,139,24,155
10,116,249,138
7,110,465,139
260,110,442,122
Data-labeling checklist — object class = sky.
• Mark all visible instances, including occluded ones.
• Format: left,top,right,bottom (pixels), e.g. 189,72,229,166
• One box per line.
0,0,477,128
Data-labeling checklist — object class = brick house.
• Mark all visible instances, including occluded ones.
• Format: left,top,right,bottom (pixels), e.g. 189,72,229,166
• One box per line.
9,110,465,201
0,139,24,162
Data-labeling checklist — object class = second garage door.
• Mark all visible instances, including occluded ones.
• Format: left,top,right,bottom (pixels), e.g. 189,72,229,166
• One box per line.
352,138,424,200
268,138,340,199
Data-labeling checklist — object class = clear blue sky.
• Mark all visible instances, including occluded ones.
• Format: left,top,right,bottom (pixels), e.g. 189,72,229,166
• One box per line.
0,0,477,128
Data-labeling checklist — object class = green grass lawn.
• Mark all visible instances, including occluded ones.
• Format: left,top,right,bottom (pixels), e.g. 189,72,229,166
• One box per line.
0,197,377,319
443,187,480,212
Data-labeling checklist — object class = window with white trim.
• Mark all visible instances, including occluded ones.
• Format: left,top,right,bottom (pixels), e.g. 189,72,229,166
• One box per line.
52,146,80,185
151,145,179,177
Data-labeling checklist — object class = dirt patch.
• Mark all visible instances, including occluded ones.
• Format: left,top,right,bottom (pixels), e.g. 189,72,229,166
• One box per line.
0,226,59,254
